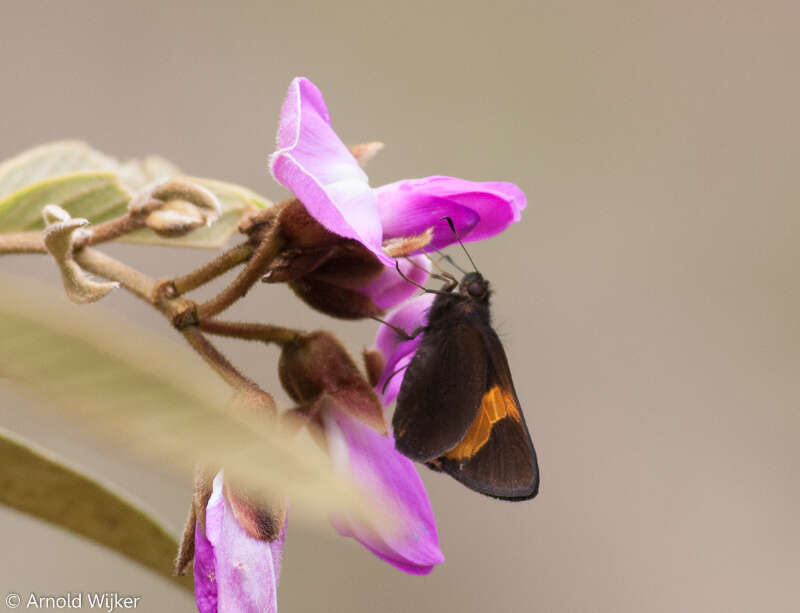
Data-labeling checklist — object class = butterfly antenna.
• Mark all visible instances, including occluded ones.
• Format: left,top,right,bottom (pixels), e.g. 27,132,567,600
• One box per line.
415,252,459,286
441,216,479,273
391,260,453,296
433,248,468,275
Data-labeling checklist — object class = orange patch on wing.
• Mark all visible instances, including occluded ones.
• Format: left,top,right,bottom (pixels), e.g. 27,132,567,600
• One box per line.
442,385,521,461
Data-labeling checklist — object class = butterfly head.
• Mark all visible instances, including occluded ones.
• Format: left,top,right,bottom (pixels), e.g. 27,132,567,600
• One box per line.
458,272,490,302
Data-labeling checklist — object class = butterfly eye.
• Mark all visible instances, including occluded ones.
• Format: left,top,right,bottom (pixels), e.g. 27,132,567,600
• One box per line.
467,281,485,298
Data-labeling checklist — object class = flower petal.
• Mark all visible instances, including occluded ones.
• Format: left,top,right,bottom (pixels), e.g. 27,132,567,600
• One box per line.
267,517,287,586
269,77,391,265
325,408,444,574
376,176,526,249
195,472,284,613
374,293,435,403
358,255,431,311
193,519,218,613
379,352,415,405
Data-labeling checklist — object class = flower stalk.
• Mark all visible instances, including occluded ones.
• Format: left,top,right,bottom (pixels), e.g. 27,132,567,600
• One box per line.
199,320,301,348
163,242,256,298
181,326,276,410
194,225,285,321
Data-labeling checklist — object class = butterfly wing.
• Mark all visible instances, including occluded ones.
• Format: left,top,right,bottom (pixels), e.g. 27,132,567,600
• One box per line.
393,320,488,462
435,326,539,500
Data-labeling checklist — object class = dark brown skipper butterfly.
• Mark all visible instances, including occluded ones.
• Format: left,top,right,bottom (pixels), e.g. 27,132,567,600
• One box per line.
389,219,539,501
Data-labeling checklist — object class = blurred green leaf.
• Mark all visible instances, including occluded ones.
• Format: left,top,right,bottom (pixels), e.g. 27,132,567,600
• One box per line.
0,141,270,248
0,428,192,591
0,141,118,200
117,154,182,191
0,274,384,530
0,173,131,233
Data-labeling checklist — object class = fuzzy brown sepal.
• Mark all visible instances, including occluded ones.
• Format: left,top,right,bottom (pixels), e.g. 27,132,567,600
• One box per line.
278,331,387,435
223,479,287,542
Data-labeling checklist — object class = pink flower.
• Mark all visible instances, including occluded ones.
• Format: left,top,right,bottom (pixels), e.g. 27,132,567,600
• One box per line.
194,472,286,613
262,76,527,578
323,405,444,574
274,330,443,575
269,78,390,266
354,254,430,311
377,176,526,250
269,77,526,313
373,294,436,404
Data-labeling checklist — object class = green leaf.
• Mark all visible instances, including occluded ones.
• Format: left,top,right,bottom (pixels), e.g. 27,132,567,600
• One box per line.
0,274,385,530
0,141,118,201
0,141,271,248
0,428,192,591
0,172,131,234
117,154,182,191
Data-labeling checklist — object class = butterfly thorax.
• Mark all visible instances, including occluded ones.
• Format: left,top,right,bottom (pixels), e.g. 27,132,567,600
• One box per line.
425,272,492,327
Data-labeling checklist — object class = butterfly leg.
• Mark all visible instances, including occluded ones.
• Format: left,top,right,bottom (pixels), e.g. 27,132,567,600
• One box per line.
433,248,468,275
414,252,459,290
369,316,425,341
381,362,411,394
393,260,453,296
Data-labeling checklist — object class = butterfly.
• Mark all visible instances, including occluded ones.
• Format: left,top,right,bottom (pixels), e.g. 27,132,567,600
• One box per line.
390,234,539,501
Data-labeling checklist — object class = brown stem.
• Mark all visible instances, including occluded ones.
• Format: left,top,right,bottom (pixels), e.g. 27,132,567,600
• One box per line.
4,227,277,408
74,247,275,405
195,227,284,321
0,232,46,254
74,247,197,325
181,326,273,405
74,247,156,303
78,213,146,248
166,242,255,297
200,319,301,347
1,213,143,255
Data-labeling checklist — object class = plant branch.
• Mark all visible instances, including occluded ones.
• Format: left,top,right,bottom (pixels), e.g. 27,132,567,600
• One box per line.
77,213,146,248
195,226,284,321
199,319,301,348
74,247,195,325
74,248,157,304
181,326,275,410
164,242,255,297
73,247,275,409
1,221,280,409
0,232,46,254
0,213,147,256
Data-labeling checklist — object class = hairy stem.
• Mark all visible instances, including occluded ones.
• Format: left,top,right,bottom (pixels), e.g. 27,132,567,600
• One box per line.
200,319,301,347
74,248,157,304
195,226,284,321
0,212,146,255
78,213,146,248
70,247,275,408
181,326,275,408
2,220,282,408
166,242,255,297
0,232,46,254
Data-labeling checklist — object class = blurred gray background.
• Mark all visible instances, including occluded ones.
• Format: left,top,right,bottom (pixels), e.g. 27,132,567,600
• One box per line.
1,1,798,611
